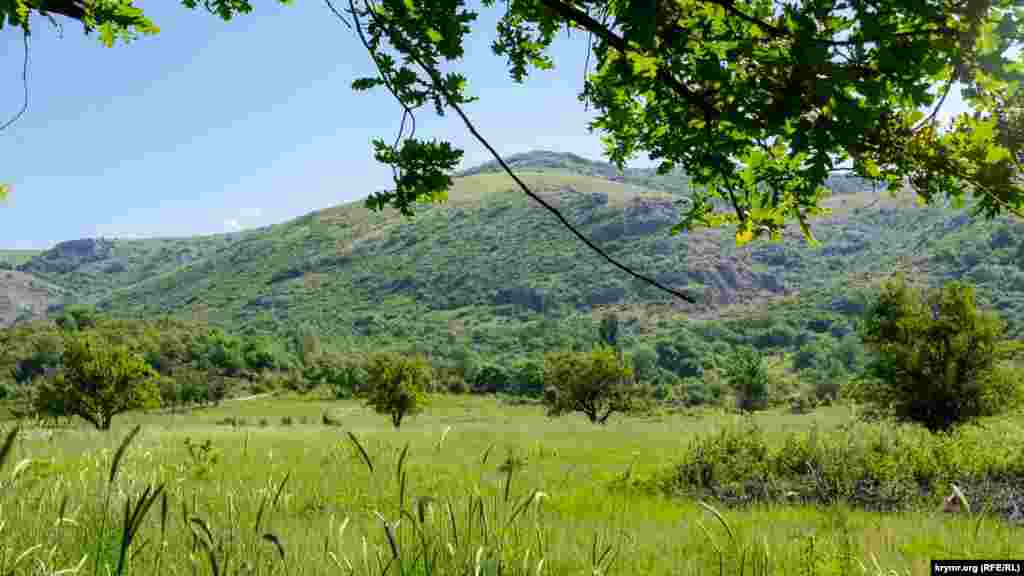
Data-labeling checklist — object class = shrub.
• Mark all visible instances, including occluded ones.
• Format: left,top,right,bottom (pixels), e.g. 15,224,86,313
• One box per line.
361,352,433,428
303,354,367,399
509,359,545,397
682,377,714,406
437,368,469,394
471,363,511,394
12,346,62,384
242,335,286,371
629,345,659,384
54,305,101,332
654,336,706,379
35,331,160,430
724,347,770,412
542,345,646,424
855,275,1024,432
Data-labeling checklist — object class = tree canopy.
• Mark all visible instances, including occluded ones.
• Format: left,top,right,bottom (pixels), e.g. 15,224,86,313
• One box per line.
5,0,1024,301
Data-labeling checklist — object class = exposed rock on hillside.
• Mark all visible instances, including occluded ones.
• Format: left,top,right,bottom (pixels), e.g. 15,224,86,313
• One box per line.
20,238,114,275
0,270,57,327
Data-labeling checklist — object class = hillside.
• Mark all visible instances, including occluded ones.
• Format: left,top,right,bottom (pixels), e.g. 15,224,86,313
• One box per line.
0,250,41,268
3,150,1023,360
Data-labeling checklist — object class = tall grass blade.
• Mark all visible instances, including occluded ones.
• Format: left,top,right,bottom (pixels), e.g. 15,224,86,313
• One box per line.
0,426,19,473
396,442,409,483
262,533,286,562
116,484,165,576
374,511,401,561
270,471,291,511
447,497,459,548
347,431,374,474
699,500,735,544
109,425,141,485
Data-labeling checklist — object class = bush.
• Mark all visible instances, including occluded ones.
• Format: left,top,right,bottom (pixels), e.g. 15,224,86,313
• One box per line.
242,335,287,371
629,345,659,385
303,354,367,398
361,352,433,428
470,363,511,394
54,305,101,332
724,347,770,412
654,336,706,379
35,331,160,429
542,345,646,424
509,359,544,397
855,275,1024,432
682,377,718,406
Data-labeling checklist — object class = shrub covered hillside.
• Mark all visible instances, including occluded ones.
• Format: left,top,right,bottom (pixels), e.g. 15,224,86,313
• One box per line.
2,151,1023,389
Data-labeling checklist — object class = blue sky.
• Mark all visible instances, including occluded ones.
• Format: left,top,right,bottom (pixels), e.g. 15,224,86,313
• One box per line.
0,1,969,250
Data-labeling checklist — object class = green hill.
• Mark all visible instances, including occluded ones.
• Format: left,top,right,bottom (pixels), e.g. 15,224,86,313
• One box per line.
4,150,1023,362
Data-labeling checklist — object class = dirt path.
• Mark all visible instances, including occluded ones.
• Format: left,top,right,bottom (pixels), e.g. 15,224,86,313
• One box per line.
223,392,273,403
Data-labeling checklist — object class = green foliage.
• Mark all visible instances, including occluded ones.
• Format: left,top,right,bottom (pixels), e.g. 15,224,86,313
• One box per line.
241,335,288,371
344,0,1024,248
508,358,544,397
190,328,244,375
598,312,620,351
724,347,770,412
470,363,511,394
856,275,1024,432
36,331,160,429
654,335,708,379
361,352,433,428
661,416,1024,513
303,354,368,399
54,304,101,332
629,344,658,385
11,339,62,384
542,345,645,424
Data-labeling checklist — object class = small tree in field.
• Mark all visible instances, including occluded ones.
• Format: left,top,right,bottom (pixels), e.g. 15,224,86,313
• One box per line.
361,352,432,428
855,275,1024,432
36,332,161,430
542,345,643,424
725,346,771,412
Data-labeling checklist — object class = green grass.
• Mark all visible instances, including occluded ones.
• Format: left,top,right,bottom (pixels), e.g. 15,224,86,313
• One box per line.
1,395,1021,575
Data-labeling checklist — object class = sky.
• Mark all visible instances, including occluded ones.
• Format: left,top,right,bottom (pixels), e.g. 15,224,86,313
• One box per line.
0,1,971,250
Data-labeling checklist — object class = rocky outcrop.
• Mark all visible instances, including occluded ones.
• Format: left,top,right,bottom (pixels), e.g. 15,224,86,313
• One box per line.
19,238,114,275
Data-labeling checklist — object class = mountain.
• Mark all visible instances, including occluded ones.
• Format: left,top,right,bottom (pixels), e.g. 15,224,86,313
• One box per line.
2,151,1022,360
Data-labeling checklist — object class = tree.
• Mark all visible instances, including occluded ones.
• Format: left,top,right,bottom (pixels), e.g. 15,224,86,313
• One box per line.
724,346,770,412
470,363,511,394
6,0,1024,304
629,344,658,384
303,353,368,399
509,358,545,397
542,344,644,424
654,336,707,379
854,275,1024,432
36,331,160,430
598,312,620,352
360,352,432,428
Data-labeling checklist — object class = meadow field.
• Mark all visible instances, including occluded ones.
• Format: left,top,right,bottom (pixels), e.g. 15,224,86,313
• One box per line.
1,393,1022,576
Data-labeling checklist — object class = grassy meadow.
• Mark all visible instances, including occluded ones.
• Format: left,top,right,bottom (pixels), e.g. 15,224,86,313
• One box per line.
1,393,1021,575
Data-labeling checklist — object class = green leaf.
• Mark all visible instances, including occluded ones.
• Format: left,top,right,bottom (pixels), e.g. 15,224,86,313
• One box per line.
0,183,9,201
984,144,1011,164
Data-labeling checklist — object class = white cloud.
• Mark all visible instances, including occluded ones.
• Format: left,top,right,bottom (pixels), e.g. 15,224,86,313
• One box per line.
223,219,242,233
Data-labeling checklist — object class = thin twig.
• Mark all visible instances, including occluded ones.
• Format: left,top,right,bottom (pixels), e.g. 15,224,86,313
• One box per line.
0,31,30,132
340,0,698,304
